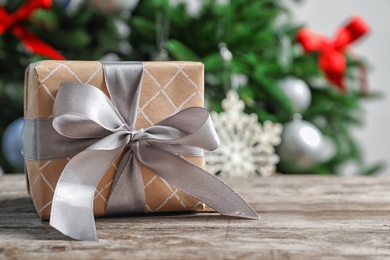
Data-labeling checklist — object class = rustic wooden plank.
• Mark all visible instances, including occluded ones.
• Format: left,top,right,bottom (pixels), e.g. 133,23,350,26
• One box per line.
1,174,390,259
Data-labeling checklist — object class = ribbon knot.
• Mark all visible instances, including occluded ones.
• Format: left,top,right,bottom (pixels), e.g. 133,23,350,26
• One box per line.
297,16,369,92
128,129,144,142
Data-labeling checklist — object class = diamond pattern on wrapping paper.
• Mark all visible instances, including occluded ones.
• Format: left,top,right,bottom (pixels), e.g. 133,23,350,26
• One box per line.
26,60,204,218
137,62,204,212
26,61,112,217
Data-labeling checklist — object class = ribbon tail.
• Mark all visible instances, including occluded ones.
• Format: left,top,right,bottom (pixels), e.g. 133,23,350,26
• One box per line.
137,143,259,220
0,7,11,34
50,148,122,241
325,71,345,92
319,51,346,92
12,25,65,60
105,150,146,215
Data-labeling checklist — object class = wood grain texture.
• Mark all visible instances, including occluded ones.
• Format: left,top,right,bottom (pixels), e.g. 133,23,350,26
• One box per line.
1,174,390,259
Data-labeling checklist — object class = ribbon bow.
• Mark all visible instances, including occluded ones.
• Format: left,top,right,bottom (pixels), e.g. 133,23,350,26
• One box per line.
297,16,369,92
35,62,259,241
0,0,65,59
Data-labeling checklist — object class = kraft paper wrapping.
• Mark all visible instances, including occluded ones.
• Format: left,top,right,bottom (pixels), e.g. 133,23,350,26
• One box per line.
24,60,205,220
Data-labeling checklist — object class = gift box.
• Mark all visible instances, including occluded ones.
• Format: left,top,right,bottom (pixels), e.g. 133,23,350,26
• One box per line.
22,60,258,241
23,60,207,217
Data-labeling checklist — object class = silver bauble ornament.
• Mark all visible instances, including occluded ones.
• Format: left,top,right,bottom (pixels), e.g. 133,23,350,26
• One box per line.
278,77,311,113
88,0,139,14
314,136,335,162
55,0,84,14
219,42,233,62
55,0,72,8
99,53,120,61
277,118,324,170
2,118,24,170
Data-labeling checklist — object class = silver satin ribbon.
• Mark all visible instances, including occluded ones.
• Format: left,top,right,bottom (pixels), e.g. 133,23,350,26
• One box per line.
22,62,258,242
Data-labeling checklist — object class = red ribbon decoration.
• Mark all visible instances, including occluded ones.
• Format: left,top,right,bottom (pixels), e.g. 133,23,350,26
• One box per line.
0,0,65,60
297,16,369,92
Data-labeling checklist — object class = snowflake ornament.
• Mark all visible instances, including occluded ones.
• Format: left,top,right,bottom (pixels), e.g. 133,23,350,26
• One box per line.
206,90,283,177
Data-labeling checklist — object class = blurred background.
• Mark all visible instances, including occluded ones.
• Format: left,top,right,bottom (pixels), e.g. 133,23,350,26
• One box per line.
0,0,388,175
286,0,390,175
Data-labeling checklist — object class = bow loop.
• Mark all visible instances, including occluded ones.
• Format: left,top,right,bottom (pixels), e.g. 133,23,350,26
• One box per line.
155,107,220,151
297,29,327,52
87,131,130,151
53,82,127,139
333,16,369,49
141,126,187,142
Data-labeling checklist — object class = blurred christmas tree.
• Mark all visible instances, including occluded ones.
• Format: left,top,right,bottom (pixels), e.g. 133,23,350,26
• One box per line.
0,0,122,172
0,0,382,174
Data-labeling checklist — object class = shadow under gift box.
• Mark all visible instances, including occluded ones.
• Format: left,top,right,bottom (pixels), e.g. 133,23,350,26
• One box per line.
23,60,206,220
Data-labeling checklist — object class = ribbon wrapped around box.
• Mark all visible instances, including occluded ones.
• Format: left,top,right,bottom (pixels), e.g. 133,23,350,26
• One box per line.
21,60,258,241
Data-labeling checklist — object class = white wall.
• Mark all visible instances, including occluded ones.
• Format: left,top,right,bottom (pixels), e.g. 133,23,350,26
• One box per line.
285,0,390,175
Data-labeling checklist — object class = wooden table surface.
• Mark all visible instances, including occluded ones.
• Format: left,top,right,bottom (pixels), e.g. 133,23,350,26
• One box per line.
1,174,390,259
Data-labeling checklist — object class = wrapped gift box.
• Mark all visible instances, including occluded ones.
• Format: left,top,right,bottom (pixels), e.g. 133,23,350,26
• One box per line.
23,60,206,220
